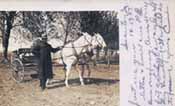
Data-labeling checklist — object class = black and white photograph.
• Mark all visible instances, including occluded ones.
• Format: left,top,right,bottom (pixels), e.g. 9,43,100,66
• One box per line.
0,11,119,106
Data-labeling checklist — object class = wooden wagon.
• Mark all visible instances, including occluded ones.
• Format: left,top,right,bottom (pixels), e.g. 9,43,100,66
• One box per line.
10,48,39,83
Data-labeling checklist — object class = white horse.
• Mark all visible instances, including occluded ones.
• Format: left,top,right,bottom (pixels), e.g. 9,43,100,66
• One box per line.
54,32,107,87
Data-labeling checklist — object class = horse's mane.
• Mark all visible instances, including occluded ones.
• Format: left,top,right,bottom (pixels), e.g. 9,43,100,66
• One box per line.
64,32,92,46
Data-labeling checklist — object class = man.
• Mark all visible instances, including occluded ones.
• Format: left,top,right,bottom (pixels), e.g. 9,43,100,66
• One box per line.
31,36,60,90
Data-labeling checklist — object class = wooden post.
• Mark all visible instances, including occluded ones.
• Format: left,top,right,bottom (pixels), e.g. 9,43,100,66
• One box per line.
107,49,110,68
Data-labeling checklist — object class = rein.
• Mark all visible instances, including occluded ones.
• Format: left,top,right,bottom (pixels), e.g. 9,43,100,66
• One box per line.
59,36,93,59
57,35,92,49
71,42,91,59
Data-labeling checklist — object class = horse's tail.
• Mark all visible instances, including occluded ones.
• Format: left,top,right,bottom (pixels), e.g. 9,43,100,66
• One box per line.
60,53,67,70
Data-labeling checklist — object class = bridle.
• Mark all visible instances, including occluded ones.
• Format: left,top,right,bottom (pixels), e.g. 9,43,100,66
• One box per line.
93,35,104,48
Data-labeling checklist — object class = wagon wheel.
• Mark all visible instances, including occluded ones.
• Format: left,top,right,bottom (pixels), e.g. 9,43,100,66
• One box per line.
11,58,25,83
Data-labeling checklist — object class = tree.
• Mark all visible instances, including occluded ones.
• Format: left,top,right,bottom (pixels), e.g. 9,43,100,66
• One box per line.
61,12,81,44
80,11,119,49
46,12,81,44
22,12,48,38
0,11,17,63
22,12,81,44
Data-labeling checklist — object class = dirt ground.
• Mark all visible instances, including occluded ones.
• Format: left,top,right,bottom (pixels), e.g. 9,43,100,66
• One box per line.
0,63,119,106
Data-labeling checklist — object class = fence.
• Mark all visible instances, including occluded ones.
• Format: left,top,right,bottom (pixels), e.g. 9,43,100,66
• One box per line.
94,49,119,67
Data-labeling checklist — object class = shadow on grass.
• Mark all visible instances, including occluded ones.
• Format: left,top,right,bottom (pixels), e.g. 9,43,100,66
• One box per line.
46,77,119,89
22,73,119,89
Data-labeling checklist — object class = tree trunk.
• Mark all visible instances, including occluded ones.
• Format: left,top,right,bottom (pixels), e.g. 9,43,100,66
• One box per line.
1,20,12,63
1,12,15,64
63,15,70,45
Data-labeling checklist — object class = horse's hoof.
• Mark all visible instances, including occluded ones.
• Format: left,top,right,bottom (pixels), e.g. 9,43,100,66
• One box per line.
65,83,70,88
81,83,85,86
66,85,70,88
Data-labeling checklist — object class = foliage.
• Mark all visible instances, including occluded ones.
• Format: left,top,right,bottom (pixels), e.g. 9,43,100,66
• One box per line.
22,11,81,44
80,11,119,49
0,11,119,62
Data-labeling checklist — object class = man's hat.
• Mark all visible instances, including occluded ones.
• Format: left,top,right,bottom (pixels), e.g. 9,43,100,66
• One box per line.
41,34,47,41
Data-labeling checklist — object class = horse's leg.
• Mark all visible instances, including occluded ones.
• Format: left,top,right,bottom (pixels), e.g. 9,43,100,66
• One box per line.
86,64,91,82
79,64,85,85
64,67,66,82
65,64,71,87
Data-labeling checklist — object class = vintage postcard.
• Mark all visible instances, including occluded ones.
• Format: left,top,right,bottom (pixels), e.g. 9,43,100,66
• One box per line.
0,0,175,106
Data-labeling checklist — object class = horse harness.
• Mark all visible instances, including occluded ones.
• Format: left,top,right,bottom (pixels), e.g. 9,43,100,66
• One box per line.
71,42,92,60
60,35,93,61
71,35,93,60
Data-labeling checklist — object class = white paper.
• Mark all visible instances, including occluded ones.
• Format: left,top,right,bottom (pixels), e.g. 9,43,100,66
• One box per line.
120,0,175,106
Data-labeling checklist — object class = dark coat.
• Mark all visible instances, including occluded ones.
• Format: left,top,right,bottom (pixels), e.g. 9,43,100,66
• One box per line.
31,40,60,80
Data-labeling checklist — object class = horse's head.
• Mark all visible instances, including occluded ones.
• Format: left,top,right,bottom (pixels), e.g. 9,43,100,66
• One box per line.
92,33,107,49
